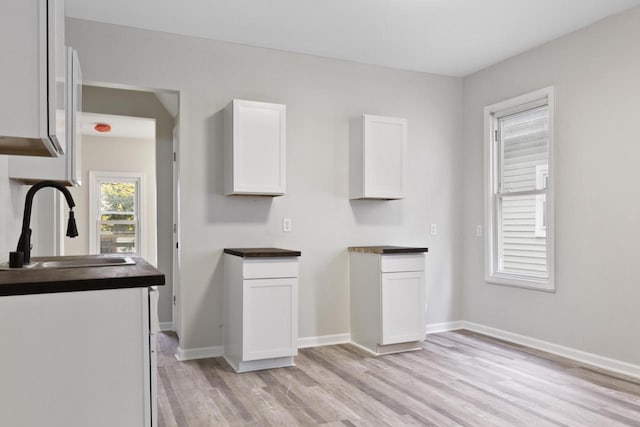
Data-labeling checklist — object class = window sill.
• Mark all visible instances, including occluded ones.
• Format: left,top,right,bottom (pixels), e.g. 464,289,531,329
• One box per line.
485,274,555,293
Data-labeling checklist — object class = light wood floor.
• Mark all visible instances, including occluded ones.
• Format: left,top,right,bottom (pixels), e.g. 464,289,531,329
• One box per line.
157,330,640,426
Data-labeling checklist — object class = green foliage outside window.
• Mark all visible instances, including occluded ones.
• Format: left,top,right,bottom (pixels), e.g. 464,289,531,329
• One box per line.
99,181,137,254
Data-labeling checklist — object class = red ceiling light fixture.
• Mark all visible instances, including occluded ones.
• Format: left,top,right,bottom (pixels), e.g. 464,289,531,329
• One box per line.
94,123,112,133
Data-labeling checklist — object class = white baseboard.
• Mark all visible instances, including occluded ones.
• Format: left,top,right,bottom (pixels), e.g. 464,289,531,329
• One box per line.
425,321,464,334
462,321,640,380
348,340,379,356
298,333,351,349
172,321,640,379
175,344,224,361
159,322,174,332
174,333,350,362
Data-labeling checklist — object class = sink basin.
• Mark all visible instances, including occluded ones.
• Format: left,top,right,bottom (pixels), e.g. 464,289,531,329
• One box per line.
35,257,136,269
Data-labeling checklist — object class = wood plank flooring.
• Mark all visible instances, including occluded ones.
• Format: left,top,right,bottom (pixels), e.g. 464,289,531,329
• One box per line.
157,330,640,426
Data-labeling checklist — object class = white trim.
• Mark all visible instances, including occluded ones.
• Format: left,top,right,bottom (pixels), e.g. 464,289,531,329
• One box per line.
159,322,174,332
348,340,380,356
462,322,640,380
175,344,224,361
297,333,351,349
425,321,464,334
484,86,555,292
225,355,295,373
171,322,640,379
172,123,181,341
89,171,147,259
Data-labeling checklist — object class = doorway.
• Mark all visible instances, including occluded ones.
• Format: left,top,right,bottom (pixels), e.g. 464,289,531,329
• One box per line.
49,83,181,340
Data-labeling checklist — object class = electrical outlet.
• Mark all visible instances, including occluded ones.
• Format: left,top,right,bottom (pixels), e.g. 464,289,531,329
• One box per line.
282,218,292,232
430,224,438,236
476,225,483,237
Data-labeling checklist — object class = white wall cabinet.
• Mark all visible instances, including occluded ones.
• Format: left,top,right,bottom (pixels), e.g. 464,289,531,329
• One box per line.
350,114,407,199
9,48,82,185
224,99,286,196
0,0,67,157
224,249,299,372
0,287,159,427
349,247,427,355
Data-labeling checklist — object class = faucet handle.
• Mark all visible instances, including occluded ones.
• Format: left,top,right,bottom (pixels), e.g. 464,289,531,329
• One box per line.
9,251,24,268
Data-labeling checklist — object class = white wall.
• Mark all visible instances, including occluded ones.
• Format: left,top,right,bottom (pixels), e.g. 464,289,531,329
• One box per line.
0,157,25,261
67,19,464,350
462,7,640,365
65,135,158,269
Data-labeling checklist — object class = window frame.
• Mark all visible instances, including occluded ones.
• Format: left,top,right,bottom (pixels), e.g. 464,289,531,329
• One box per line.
484,87,556,292
89,171,146,258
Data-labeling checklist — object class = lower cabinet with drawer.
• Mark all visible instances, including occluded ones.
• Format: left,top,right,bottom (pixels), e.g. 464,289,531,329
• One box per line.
349,246,428,355
223,248,301,372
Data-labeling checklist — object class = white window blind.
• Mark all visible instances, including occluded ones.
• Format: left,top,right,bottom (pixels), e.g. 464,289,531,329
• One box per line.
485,87,555,291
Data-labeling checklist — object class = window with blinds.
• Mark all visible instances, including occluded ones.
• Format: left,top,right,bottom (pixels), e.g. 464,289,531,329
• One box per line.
485,88,555,291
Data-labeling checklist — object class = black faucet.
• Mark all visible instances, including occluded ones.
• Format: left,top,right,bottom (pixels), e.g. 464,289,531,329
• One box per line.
14,181,79,266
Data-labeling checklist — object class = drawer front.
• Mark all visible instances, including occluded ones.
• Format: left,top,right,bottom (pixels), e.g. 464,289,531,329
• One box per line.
380,254,424,272
243,258,299,279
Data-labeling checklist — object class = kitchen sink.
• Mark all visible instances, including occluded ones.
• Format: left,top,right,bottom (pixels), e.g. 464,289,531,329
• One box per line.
0,257,136,271
34,257,136,269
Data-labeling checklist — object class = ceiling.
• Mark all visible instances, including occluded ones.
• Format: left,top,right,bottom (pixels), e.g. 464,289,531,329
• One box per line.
65,0,640,77
82,113,156,140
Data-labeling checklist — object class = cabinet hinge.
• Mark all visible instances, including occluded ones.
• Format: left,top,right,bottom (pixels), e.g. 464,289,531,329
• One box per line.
176,242,179,249
494,129,498,142
173,295,176,304
173,152,176,162
173,224,176,233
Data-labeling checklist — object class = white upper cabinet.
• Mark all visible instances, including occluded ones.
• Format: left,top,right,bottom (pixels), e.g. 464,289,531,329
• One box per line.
10,48,82,186
224,99,286,196
350,114,407,200
0,0,66,157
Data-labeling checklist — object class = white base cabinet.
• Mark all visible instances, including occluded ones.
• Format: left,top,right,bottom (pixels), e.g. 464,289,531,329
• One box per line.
0,287,158,427
349,250,426,355
224,253,299,372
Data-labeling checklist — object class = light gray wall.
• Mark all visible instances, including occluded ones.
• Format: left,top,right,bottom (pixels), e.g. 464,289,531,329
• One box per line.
462,7,640,365
80,86,175,324
67,18,464,350
0,157,25,261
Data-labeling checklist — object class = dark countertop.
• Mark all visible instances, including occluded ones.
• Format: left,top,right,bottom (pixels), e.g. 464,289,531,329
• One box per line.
348,246,429,255
0,255,165,297
224,248,302,258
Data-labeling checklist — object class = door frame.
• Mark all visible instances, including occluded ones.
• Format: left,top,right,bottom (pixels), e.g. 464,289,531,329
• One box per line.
172,123,181,339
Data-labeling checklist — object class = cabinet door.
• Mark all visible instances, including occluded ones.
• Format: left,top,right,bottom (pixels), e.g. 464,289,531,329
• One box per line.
0,0,63,156
49,0,66,153
363,115,406,199
69,48,82,185
380,271,424,345
0,288,150,427
243,278,298,361
226,100,286,195
8,48,81,186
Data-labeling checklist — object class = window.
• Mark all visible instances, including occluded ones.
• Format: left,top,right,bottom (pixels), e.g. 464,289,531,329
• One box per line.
89,172,145,257
485,87,555,291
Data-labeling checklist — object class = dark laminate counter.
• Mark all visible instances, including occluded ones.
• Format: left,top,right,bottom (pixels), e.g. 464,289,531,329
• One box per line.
348,246,429,255
0,255,165,297
224,248,302,258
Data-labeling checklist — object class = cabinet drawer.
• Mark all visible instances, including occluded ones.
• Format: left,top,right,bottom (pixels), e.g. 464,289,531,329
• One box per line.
243,258,298,279
380,254,424,272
